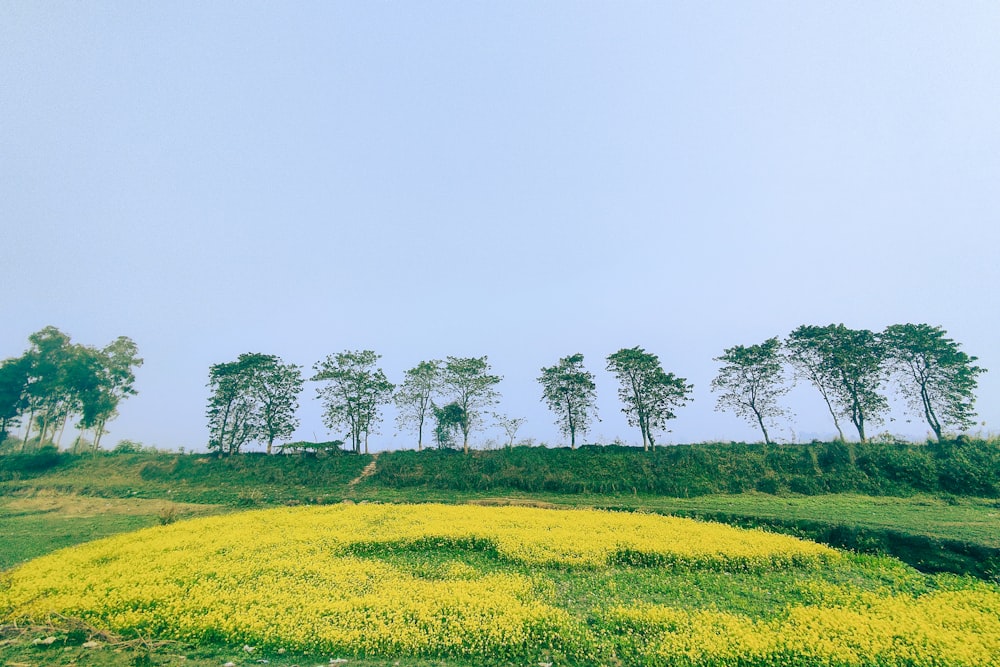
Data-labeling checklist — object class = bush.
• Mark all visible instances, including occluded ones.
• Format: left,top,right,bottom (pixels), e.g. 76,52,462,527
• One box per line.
368,439,1000,499
0,445,65,478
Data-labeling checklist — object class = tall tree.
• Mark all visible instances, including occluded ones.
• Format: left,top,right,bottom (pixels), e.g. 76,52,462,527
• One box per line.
786,324,888,442
882,323,985,441
3,328,142,451
250,355,303,455
394,360,441,451
538,353,598,449
206,355,261,455
313,350,394,454
20,326,73,448
606,347,693,451
784,326,845,441
439,356,502,454
0,356,31,444
80,337,143,450
205,353,301,455
59,344,106,448
711,337,789,445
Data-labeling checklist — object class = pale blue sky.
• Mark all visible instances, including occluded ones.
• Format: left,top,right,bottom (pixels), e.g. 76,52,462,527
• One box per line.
3,2,998,450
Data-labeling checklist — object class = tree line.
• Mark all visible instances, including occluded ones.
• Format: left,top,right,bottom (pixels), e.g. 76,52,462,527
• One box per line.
0,326,143,450
205,348,694,455
0,322,984,454
205,322,983,455
713,323,984,444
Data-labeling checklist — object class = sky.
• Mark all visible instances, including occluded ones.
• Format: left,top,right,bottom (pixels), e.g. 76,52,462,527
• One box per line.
2,2,999,451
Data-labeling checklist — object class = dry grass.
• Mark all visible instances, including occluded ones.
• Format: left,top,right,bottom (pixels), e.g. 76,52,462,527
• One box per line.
4,489,217,519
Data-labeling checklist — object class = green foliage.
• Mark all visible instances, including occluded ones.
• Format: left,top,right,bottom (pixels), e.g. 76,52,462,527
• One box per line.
313,350,394,454
0,327,143,451
113,439,144,454
432,402,465,449
394,360,441,451
4,445,1000,582
606,347,692,450
206,355,262,455
0,446,65,479
206,353,303,455
369,439,1000,500
0,356,31,442
785,324,888,442
439,356,502,454
882,323,985,440
711,337,789,444
538,353,598,449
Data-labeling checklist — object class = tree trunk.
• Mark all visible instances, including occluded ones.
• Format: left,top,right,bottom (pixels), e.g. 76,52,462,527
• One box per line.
56,413,71,448
566,402,576,450
855,406,866,443
816,388,845,441
38,411,51,446
21,408,34,451
919,382,942,441
21,410,35,452
756,410,772,445
749,402,771,445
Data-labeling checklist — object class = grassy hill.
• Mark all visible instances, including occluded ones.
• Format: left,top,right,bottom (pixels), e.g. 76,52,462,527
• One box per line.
2,439,1000,666
1,438,999,579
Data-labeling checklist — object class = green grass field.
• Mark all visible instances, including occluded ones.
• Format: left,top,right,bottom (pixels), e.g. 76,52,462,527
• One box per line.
2,445,1000,665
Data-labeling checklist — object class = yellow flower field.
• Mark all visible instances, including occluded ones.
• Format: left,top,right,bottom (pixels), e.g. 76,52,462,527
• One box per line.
2,503,998,666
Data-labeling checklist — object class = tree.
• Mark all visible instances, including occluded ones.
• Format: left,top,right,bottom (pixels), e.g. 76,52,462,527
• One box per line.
784,325,846,441
432,401,465,449
250,355,303,455
81,336,143,450
20,326,73,448
394,360,441,451
711,337,789,445
439,356,502,454
313,350,394,454
206,353,301,455
0,355,31,443
441,356,503,454
206,355,261,455
882,323,985,441
2,328,142,451
538,353,598,448
492,413,526,449
606,347,693,450
785,324,888,442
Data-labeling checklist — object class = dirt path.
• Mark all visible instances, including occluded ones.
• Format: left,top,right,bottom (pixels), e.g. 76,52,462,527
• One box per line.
348,453,380,487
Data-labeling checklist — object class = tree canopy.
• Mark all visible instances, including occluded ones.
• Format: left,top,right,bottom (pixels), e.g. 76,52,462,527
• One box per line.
394,360,441,451
711,337,789,445
205,353,302,455
439,356,502,454
785,324,888,442
538,353,598,449
882,323,985,441
0,327,142,450
313,350,394,454
606,347,692,451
